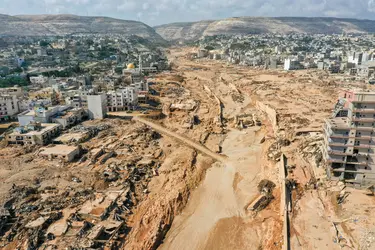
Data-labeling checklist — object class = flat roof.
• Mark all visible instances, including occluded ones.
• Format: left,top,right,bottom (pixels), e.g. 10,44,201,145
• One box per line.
20,110,36,116
39,145,78,155
10,123,60,136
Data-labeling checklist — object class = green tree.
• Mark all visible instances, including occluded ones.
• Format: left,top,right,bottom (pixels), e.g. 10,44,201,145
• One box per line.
39,40,49,47
86,39,94,46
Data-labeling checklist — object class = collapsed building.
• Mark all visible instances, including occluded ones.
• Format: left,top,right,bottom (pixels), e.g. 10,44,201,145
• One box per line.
323,90,375,186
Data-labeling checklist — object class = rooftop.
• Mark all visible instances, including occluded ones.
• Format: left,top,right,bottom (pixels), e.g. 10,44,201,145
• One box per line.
53,131,89,144
39,145,78,156
11,123,60,136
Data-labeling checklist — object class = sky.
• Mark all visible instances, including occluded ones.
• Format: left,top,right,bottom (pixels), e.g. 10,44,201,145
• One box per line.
1,0,375,26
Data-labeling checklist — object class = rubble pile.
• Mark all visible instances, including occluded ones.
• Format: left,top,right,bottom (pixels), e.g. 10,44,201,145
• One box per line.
0,120,165,249
70,124,110,137
297,133,324,168
267,138,291,161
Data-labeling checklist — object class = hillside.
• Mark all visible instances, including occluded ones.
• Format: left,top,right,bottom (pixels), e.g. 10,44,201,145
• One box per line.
0,14,166,43
154,17,375,41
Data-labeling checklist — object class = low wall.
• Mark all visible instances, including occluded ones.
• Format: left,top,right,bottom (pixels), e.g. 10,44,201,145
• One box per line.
280,154,291,250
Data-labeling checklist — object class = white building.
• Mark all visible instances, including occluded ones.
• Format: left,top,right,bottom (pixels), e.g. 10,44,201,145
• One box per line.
347,51,363,65
17,105,71,126
275,46,283,54
284,58,301,71
0,95,19,121
30,76,48,86
107,87,138,112
87,93,107,119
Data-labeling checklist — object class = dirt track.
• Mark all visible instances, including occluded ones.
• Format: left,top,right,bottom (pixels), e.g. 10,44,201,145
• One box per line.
133,116,227,163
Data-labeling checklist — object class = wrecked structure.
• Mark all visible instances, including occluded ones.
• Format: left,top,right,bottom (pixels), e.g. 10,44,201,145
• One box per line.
39,145,80,162
323,90,375,185
7,122,62,145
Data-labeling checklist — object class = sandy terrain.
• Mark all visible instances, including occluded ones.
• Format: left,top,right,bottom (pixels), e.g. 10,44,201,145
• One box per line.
3,47,375,249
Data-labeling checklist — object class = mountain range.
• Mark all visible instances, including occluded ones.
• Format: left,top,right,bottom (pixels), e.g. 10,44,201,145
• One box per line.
0,14,165,43
1,14,375,43
154,17,375,41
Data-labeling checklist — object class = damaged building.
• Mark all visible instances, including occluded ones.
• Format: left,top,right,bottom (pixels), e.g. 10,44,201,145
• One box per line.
323,90,375,185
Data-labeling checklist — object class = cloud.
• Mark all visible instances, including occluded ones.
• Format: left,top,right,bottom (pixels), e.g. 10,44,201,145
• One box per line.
369,0,375,12
3,0,375,25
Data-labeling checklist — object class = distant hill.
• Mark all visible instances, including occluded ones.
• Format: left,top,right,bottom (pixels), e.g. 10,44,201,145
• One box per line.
0,14,166,43
154,17,375,41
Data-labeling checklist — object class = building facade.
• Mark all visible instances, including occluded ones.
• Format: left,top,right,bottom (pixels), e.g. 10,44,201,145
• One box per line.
107,87,138,112
0,95,19,121
7,123,61,145
323,90,375,185
87,93,107,119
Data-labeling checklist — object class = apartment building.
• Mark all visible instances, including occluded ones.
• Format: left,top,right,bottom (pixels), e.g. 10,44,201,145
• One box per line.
30,76,48,86
18,105,71,126
323,90,375,185
7,122,61,145
0,95,19,121
0,86,23,98
107,87,138,112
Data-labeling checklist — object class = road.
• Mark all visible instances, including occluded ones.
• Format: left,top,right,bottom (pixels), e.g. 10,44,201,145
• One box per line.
132,116,227,163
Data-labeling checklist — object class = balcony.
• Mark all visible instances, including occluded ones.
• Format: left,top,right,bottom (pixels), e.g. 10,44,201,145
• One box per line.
352,117,375,122
328,142,348,147
346,161,368,166
353,108,375,113
328,150,352,156
327,158,346,164
353,144,371,149
331,168,372,174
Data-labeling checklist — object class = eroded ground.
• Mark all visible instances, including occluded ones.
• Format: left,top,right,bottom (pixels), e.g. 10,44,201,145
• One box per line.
2,47,375,250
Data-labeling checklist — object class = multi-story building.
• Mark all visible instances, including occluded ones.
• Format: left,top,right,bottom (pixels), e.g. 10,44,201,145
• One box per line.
7,122,61,145
107,87,138,112
284,58,301,71
0,87,23,98
0,95,19,121
323,90,375,185
18,105,71,126
30,76,48,86
347,51,363,66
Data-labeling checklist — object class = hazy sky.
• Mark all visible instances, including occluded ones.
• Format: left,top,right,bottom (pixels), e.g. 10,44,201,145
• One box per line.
2,0,375,26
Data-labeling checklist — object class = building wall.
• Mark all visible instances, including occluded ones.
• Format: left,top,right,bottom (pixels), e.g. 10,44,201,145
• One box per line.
87,94,107,119
0,95,19,120
7,124,61,145
325,92,375,184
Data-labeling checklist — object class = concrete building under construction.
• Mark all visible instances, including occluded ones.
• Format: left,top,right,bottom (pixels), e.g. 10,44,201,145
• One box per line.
323,90,375,185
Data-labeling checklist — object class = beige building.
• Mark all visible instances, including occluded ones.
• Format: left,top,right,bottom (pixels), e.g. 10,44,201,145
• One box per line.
0,86,23,98
0,95,19,121
7,123,61,145
323,90,375,186
39,145,80,162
